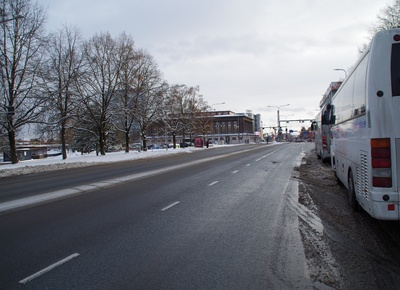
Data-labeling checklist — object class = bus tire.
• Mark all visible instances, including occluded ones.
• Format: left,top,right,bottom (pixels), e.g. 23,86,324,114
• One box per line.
348,170,359,211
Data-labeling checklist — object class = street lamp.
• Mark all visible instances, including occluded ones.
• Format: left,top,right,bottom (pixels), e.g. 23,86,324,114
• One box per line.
268,104,290,142
268,104,290,128
334,68,347,79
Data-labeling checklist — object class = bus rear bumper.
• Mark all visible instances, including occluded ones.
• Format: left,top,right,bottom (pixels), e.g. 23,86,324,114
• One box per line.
370,201,400,220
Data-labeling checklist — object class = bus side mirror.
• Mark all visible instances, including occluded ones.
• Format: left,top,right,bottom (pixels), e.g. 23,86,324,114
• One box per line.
311,121,317,131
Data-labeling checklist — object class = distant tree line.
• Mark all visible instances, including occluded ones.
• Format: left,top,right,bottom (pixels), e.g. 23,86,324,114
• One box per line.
0,0,209,164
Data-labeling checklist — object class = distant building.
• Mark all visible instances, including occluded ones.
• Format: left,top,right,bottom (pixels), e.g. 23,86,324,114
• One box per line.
144,110,262,146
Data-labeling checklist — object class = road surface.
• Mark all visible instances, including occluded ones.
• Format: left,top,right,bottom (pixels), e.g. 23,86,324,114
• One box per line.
1,143,328,289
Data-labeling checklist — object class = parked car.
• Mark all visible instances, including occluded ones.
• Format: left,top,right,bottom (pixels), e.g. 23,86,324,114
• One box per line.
106,145,122,152
130,143,143,151
207,140,217,147
147,144,161,150
180,142,194,148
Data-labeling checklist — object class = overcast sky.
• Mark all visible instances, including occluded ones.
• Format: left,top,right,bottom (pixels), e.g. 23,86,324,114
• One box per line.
38,0,387,132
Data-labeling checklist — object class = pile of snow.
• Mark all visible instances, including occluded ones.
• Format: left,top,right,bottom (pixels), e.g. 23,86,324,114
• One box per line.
0,148,196,178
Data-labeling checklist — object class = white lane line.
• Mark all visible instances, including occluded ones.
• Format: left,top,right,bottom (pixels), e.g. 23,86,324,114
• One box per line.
1,146,270,215
246,164,251,167
208,181,219,186
256,152,275,162
161,201,180,211
232,170,239,174
19,253,80,284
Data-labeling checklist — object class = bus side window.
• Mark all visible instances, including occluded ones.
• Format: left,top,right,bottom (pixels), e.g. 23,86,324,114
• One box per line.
330,105,336,124
322,110,329,125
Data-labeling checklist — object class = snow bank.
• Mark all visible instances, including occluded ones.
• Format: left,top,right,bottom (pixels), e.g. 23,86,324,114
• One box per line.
0,148,195,178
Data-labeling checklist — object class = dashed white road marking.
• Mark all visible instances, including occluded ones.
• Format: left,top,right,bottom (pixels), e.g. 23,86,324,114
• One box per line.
19,253,80,284
256,152,274,162
232,170,239,174
208,181,219,186
161,201,180,211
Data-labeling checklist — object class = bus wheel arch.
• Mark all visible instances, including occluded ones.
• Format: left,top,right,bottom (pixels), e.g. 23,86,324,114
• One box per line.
348,169,360,211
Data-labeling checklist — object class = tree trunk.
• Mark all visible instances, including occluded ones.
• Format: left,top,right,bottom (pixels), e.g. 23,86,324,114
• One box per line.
172,132,176,149
8,129,18,164
61,124,67,160
99,127,106,155
125,131,130,153
142,134,147,151
124,116,130,153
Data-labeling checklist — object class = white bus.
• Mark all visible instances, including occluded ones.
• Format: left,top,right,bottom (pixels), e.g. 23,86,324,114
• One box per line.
313,82,342,163
330,28,400,220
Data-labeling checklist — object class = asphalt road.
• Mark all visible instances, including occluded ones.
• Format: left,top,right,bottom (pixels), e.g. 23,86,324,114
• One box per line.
0,145,258,203
0,143,317,289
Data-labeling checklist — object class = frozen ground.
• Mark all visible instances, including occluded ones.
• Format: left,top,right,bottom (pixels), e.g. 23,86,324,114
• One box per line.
297,148,400,289
0,147,200,178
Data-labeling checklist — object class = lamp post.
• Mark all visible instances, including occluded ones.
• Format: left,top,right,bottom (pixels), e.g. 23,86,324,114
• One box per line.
334,68,347,79
268,104,290,142
268,104,290,129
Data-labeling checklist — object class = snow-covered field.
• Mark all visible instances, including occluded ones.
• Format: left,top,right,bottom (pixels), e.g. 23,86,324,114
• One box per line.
0,148,198,178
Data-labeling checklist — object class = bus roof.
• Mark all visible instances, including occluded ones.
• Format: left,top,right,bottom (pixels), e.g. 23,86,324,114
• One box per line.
319,81,342,108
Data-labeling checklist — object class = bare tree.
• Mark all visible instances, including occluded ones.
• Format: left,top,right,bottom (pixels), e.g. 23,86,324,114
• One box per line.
176,85,199,145
162,84,184,149
191,95,211,143
371,0,400,33
111,33,139,153
180,86,199,144
41,25,84,159
162,84,203,148
0,0,47,163
76,32,124,155
133,51,166,150
360,0,400,53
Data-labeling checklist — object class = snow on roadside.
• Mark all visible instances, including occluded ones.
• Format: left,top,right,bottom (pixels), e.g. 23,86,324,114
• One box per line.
0,148,195,178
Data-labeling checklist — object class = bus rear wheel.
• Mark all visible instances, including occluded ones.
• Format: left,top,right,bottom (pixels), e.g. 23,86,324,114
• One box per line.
348,170,359,211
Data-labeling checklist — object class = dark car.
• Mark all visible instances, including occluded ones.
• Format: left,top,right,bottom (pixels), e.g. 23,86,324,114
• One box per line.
147,144,161,150
179,142,193,148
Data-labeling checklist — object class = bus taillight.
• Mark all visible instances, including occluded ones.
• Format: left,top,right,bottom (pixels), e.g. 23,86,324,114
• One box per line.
322,136,327,149
371,138,392,187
